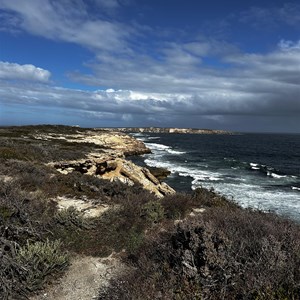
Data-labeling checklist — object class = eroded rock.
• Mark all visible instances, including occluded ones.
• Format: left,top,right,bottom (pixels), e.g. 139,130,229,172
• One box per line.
147,166,171,181
53,158,175,198
44,129,174,198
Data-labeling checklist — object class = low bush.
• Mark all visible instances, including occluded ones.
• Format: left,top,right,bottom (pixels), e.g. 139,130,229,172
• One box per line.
0,146,24,160
16,239,69,292
0,238,28,300
191,187,238,208
162,193,193,219
0,178,68,299
141,200,164,225
54,206,92,230
0,238,68,299
99,204,300,299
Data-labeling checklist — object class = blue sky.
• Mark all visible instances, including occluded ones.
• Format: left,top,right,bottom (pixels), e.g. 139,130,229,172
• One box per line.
0,0,300,132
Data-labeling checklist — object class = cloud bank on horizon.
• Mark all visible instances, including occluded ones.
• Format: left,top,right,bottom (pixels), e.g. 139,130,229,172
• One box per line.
0,0,300,132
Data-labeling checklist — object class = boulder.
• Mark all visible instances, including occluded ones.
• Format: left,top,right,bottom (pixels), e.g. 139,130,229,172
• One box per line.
147,166,171,181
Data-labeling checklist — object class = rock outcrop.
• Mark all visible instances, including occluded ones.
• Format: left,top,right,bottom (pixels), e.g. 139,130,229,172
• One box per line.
148,166,171,181
38,129,175,198
33,130,150,157
53,157,175,198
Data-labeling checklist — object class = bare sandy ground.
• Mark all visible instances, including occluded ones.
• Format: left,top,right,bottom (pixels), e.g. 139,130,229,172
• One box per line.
30,253,124,300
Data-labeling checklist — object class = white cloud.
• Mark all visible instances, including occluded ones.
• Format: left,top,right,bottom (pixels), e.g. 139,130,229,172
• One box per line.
0,61,51,82
240,2,300,28
0,1,300,131
163,45,201,66
0,0,131,52
278,39,300,51
2,36,299,127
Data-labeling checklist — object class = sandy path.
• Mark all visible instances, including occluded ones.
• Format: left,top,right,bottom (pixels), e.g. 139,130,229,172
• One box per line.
30,254,123,300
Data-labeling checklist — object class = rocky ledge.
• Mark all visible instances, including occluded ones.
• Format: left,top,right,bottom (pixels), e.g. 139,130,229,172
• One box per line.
37,129,175,198
33,129,151,157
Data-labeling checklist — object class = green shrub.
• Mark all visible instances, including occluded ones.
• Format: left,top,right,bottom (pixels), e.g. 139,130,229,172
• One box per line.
0,205,13,220
126,228,145,254
17,239,69,291
54,206,92,230
141,200,164,225
0,147,23,160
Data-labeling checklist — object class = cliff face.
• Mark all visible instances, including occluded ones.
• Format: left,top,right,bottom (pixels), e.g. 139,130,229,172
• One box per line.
38,130,175,198
52,157,175,198
101,127,231,134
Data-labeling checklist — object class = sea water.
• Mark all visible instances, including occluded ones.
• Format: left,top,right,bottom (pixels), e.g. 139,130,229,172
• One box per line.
130,133,300,221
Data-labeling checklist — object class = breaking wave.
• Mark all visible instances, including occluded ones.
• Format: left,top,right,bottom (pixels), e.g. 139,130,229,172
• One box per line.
137,133,300,221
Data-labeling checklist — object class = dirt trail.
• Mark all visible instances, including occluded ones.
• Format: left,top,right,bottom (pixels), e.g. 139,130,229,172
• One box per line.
30,254,123,300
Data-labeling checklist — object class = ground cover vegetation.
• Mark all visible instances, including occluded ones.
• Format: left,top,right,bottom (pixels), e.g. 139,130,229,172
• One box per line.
0,125,299,299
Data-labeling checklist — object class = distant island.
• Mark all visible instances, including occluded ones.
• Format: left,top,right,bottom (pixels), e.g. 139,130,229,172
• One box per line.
100,127,232,134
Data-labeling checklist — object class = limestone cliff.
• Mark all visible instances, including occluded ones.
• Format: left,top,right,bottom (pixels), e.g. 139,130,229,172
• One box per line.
38,129,175,198
53,157,174,198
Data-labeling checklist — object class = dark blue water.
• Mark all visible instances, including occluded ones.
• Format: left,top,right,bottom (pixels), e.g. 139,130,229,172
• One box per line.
131,133,300,221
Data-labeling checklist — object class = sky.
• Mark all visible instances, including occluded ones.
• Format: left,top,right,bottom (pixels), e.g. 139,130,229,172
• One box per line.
0,0,300,132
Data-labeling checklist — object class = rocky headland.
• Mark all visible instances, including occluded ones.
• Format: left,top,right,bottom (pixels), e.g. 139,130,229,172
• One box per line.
101,127,232,134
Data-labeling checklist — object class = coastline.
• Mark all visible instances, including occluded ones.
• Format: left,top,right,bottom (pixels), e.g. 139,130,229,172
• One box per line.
131,131,300,221
1,125,300,299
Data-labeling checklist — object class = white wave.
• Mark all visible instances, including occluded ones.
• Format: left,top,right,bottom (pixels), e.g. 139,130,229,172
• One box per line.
145,158,222,182
249,163,262,170
146,143,170,151
192,175,222,183
166,149,186,155
131,133,147,137
146,142,186,155
224,158,236,162
144,144,300,220
192,181,300,219
267,172,287,179
147,137,160,140
136,137,147,142
251,166,260,170
144,158,173,169
179,172,193,177
192,182,255,192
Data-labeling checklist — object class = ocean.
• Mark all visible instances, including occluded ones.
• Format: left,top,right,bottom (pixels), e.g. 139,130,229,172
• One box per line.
130,132,300,221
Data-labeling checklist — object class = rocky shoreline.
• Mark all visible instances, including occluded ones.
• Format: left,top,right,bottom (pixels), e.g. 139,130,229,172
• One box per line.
38,128,175,198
